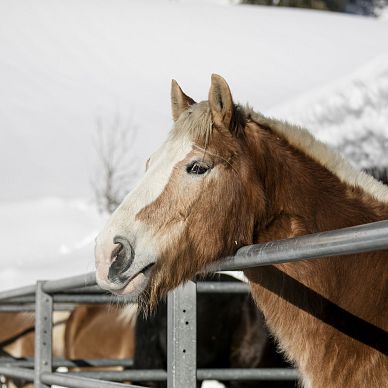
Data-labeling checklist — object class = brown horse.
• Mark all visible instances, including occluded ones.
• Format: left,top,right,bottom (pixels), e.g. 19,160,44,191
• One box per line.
64,304,136,367
0,312,68,358
95,75,388,387
0,313,35,360
0,312,68,387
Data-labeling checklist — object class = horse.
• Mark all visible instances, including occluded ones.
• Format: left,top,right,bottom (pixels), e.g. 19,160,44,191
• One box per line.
0,312,68,387
64,275,293,387
64,304,136,369
95,74,388,387
133,274,294,388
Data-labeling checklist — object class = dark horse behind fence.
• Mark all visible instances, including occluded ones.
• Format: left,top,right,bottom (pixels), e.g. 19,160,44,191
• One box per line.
95,75,388,388
133,274,294,388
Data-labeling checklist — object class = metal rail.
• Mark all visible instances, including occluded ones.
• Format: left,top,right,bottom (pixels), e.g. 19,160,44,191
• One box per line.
60,368,299,381
1,294,135,304
197,368,299,380
68,369,168,381
0,285,36,301
0,366,34,381
0,220,387,387
40,372,142,388
210,219,388,271
1,220,387,302
196,281,249,293
0,357,134,368
0,283,248,306
0,304,76,312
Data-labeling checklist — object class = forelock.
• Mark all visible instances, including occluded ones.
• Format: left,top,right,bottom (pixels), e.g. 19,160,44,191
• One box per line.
170,101,213,144
170,101,247,145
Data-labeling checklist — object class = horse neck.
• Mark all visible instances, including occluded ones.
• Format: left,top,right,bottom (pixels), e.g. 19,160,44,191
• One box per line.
245,121,388,315
244,124,388,386
248,123,388,287
248,123,388,239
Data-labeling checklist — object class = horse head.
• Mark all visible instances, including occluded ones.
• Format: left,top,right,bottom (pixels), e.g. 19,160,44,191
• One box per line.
94,75,265,308
95,75,388,386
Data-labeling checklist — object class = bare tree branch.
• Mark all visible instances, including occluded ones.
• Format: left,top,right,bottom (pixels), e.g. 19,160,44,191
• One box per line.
92,112,139,214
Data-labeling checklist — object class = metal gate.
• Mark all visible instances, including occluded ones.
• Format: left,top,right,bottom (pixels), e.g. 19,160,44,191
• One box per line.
0,220,387,387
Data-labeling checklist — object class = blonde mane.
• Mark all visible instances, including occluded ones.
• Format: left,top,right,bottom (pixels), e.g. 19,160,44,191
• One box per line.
172,100,388,204
246,108,388,204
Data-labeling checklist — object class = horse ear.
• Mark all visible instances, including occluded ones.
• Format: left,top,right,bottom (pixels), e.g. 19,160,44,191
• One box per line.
171,80,196,122
208,74,234,131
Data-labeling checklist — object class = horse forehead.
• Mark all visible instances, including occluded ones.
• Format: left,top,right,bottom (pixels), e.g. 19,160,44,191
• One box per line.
153,135,192,163
118,135,193,216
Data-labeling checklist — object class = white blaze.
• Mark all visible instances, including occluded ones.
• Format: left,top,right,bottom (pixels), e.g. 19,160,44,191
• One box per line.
95,135,192,288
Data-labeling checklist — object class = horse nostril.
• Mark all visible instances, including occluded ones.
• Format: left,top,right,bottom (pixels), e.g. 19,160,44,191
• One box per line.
111,242,124,261
108,236,135,285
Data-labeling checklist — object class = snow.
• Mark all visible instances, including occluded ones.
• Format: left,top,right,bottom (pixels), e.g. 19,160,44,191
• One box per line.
0,0,387,289
1,2,387,387
1,0,388,201
0,198,105,290
269,54,388,144
0,0,386,293
269,54,388,167
378,4,388,19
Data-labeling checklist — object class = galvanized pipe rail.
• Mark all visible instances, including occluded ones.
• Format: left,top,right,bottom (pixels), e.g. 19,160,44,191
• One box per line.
0,220,387,387
1,220,387,303
0,303,76,312
40,372,144,388
0,365,35,381
62,367,298,381
210,219,388,271
0,357,134,368
0,366,144,388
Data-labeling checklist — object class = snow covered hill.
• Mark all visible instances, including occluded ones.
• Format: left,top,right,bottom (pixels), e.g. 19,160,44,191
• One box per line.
269,54,388,168
0,0,387,291
0,198,105,290
1,0,388,201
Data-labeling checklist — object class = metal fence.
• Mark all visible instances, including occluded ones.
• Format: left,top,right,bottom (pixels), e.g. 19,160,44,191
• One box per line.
0,220,387,387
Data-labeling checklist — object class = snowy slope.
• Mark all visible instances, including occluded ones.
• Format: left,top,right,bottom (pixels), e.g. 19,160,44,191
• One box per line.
1,1,388,290
2,0,388,201
269,54,388,168
0,198,105,290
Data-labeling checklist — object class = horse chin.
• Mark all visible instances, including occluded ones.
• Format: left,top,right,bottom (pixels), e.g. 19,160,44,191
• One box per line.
111,265,154,298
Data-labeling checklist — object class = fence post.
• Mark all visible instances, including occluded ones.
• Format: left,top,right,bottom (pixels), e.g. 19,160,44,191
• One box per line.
34,281,53,388
167,280,197,388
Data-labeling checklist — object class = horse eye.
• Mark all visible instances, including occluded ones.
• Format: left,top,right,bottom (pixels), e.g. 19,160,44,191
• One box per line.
186,161,211,175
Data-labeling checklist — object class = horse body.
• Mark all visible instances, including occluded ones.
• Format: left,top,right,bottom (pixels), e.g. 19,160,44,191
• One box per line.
0,312,68,387
95,75,388,387
64,304,136,374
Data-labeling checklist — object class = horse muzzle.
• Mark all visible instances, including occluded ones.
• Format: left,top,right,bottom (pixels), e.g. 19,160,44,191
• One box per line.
107,235,135,288
95,234,155,296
